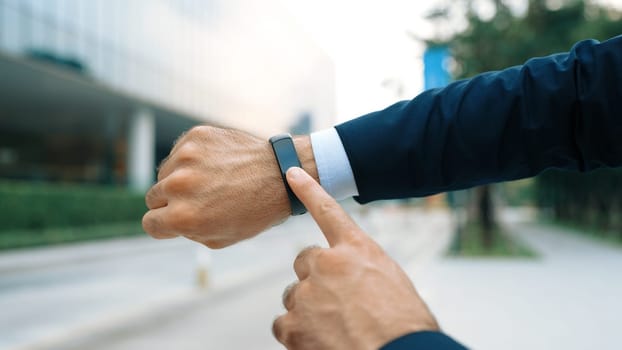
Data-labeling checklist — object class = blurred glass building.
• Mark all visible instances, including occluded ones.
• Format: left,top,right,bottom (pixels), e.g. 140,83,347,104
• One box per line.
0,0,335,190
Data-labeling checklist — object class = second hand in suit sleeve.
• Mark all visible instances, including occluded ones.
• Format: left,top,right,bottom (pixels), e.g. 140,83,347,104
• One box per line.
335,35,622,204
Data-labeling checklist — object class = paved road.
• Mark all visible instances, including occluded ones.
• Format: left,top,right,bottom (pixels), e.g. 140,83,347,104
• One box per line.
414,212,622,350
0,207,345,350
0,237,197,350
5,206,622,350
0,204,452,350
74,206,452,350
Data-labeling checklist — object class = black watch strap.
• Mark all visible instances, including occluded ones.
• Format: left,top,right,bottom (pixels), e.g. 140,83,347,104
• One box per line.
269,133,307,216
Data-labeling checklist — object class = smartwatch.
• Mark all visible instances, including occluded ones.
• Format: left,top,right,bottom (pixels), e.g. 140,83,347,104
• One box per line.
269,133,307,216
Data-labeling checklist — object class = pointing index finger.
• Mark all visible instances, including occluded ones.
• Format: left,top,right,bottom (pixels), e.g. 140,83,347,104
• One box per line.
286,167,361,247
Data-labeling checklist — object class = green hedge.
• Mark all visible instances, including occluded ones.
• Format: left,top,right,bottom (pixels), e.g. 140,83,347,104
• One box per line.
0,180,147,231
0,222,144,250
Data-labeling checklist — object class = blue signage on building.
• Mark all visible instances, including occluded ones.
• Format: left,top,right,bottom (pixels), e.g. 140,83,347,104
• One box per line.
423,45,451,90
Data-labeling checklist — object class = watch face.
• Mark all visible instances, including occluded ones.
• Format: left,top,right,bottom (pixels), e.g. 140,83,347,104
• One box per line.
272,137,299,171
270,134,307,215
269,133,292,143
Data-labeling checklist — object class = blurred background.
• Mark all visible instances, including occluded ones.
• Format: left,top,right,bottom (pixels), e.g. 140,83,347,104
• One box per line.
1,0,622,349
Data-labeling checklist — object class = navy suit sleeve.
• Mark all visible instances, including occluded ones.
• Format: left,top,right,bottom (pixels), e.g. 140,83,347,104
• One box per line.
335,36,622,203
380,331,468,350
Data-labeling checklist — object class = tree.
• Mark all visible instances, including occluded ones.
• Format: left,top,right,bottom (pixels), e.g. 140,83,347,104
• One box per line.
430,0,622,247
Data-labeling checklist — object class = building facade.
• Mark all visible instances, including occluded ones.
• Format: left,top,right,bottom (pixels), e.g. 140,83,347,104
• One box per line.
0,0,335,190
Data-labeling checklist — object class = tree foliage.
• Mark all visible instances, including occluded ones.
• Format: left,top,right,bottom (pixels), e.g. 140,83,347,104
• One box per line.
445,0,622,78
434,0,622,242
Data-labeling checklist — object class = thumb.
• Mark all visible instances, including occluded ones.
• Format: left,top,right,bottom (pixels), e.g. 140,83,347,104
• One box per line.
286,167,361,247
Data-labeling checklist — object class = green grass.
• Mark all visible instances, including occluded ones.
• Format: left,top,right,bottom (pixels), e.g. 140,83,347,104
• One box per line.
0,222,145,251
449,222,537,258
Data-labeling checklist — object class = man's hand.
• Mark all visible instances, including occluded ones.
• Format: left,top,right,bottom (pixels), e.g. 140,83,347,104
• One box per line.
142,126,318,249
272,167,439,350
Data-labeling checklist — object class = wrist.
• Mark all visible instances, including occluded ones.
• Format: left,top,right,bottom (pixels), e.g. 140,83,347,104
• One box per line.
263,135,318,219
293,136,319,184
258,140,291,220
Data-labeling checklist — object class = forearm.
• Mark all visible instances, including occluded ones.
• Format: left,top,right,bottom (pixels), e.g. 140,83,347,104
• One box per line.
336,35,622,203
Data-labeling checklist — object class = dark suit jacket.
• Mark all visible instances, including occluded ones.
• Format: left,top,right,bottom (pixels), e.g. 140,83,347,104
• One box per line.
336,35,622,349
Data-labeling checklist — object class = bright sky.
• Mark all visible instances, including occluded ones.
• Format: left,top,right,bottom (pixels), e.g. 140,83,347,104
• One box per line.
281,0,436,122
281,0,622,123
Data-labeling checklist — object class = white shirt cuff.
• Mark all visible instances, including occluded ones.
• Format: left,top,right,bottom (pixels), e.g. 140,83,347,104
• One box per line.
310,128,359,200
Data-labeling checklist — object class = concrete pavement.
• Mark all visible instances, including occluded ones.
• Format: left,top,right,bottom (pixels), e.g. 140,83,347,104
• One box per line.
413,212,622,350
1,204,453,350
66,207,453,350
0,208,341,350
4,205,622,350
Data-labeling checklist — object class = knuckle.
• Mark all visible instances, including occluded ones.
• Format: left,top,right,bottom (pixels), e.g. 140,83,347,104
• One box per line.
285,327,305,349
142,212,168,239
294,246,322,277
346,232,368,247
145,183,166,205
187,125,211,138
317,199,338,217
144,188,156,208
273,317,304,348
173,131,187,145
282,281,298,310
187,125,202,136
272,316,288,344
157,163,173,182
293,254,305,273
294,280,309,299
314,250,333,269
316,250,348,273
164,170,196,194
313,247,328,262
142,212,155,234
295,245,320,262
175,143,198,163
168,205,197,232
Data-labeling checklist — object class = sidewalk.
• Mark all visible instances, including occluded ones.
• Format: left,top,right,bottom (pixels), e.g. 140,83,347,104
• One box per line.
413,214,622,350
0,212,332,350
0,236,187,273
7,206,619,350
21,206,454,350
